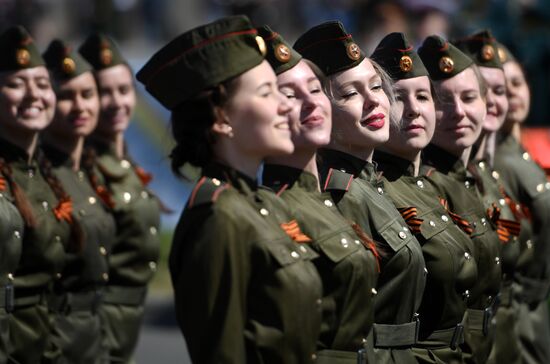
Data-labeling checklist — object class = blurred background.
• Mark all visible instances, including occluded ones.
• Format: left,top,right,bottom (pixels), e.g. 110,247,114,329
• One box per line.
2,0,549,362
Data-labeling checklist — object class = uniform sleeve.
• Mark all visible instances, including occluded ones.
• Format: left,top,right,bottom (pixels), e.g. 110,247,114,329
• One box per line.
170,206,250,364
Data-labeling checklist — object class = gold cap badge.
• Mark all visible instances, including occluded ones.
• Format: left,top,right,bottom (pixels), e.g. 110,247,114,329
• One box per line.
15,48,30,66
100,48,113,66
62,57,76,74
481,44,495,61
346,43,361,61
399,55,413,72
439,56,454,73
497,47,507,63
275,44,291,63
255,36,267,56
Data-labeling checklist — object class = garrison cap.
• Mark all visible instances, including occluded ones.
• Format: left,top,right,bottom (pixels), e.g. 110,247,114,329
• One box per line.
136,15,266,110
0,25,45,71
454,30,502,69
79,32,127,70
418,35,473,80
371,32,428,80
495,42,515,64
257,25,301,75
43,39,92,80
294,21,364,76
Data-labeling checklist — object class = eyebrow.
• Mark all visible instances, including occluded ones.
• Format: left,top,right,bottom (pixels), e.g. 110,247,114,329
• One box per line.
255,81,272,91
278,77,320,88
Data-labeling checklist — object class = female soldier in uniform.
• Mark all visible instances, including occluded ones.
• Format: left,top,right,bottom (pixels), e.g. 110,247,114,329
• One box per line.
136,15,323,363
79,32,161,363
294,21,427,364
259,26,380,363
371,32,478,363
494,43,550,364
418,36,502,364
453,31,528,364
0,26,72,363
42,39,117,364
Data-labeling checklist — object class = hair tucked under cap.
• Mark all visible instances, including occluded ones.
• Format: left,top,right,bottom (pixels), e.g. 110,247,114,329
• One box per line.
136,15,266,110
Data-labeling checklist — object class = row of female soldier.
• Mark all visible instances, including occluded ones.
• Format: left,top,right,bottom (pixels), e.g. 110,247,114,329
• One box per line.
136,15,550,364
0,26,161,363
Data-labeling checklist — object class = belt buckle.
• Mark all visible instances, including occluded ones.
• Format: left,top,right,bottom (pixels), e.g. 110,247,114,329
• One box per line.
483,307,492,336
5,284,13,313
450,323,464,350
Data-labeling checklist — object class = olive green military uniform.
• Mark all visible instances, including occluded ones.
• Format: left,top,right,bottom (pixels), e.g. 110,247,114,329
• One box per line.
0,140,70,364
41,144,116,364
169,163,322,363
374,151,477,364
0,182,24,364
468,158,528,364
494,132,550,364
263,164,379,364
317,149,426,364
85,140,160,363
423,144,502,364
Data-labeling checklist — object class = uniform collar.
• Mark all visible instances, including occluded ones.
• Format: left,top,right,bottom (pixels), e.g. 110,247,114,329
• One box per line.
40,143,73,168
422,143,466,176
0,137,35,166
262,164,319,193
87,137,125,158
374,150,416,181
318,148,377,182
202,162,258,192
496,131,522,153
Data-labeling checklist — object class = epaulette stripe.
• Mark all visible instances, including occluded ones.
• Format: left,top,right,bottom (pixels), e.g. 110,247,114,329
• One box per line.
188,176,207,208
323,168,334,192
212,184,230,202
345,174,353,191
276,183,289,197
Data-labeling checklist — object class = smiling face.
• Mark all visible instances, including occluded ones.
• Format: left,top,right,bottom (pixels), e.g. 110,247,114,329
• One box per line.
328,58,391,152
432,67,486,156
503,61,530,127
95,64,136,138
0,66,56,139
221,60,294,159
385,75,436,160
48,72,99,141
479,66,508,132
276,61,332,152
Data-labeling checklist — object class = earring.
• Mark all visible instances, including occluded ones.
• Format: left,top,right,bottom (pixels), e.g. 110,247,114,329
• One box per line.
227,126,234,138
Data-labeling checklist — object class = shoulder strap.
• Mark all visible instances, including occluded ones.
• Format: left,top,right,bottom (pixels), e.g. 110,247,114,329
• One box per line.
323,168,354,192
187,176,230,208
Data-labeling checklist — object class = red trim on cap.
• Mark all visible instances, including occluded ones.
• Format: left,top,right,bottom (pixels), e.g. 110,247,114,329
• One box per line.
439,42,449,52
397,46,413,52
143,29,258,85
295,34,352,52
262,32,279,41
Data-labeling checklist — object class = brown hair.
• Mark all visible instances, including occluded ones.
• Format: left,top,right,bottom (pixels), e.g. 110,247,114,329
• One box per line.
0,158,37,227
37,153,85,253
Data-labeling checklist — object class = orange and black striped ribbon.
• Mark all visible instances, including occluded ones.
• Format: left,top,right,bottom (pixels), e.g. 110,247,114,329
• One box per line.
487,202,521,242
439,197,474,236
0,176,6,191
134,166,153,186
397,207,423,234
499,186,531,222
53,197,73,224
280,220,312,243
350,222,381,272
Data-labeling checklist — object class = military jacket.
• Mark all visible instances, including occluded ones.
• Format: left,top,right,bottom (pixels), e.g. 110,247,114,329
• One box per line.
423,144,502,310
0,182,24,364
42,144,115,293
494,132,550,301
169,162,323,364
469,159,524,279
263,164,379,352
375,151,477,339
89,140,160,287
317,149,425,362
0,139,70,363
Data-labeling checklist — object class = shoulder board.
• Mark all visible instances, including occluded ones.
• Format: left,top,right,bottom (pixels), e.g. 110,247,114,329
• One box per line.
187,177,229,208
323,168,354,192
